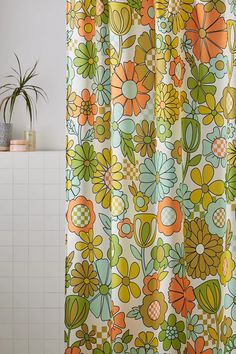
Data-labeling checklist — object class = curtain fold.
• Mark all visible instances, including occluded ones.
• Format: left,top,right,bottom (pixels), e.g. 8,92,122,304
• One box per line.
65,0,236,353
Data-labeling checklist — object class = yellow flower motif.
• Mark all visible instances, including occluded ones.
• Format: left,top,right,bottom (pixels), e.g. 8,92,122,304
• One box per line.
135,331,158,352
76,229,103,262
220,316,232,344
105,46,119,70
199,94,224,127
112,257,140,303
164,35,178,62
94,112,111,143
155,83,180,124
218,250,235,285
92,149,123,209
156,0,194,34
66,135,75,167
190,164,224,210
66,0,83,30
227,140,236,167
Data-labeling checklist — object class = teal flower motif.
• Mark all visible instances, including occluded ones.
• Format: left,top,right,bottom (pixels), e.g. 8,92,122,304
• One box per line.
224,278,236,321
183,101,198,120
89,259,111,321
225,335,236,354
140,152,177,203
180,34,192,52
186,314,204,341
175,183,194,217
203,127,227,168
187,64,216,104
213,349,223,354
169,242,186,277
159,314,186,351
157,17,172,33
228,0,236,15
66,170,80,201
210,54,228,79
112,103,135,148
205,198,226,238
112,338,128,354
96,26,109,54
156,118,172,142
74,41,98,79
227,122,236,139
92,66,110,105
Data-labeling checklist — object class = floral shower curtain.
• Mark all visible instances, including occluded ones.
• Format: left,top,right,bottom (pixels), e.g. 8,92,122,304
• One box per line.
65,0,236,353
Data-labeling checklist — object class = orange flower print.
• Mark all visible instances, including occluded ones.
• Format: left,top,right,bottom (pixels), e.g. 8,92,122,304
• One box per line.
140,0,155,29
65,347,81,354
117,218,134,239
186,4,227,63
108,302,126,341
76,89,98,126
170,56,186,87
157,197,182,236
143,273,160,295
187,337,213,354
111,61,150,116
66,196,95,234
78,17,96,41
168,275,195,318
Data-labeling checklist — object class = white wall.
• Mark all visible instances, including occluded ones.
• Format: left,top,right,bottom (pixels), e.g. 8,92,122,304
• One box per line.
0,0,66,151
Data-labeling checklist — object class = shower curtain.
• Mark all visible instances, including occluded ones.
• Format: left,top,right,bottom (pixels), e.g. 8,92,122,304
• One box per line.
65,0,236,353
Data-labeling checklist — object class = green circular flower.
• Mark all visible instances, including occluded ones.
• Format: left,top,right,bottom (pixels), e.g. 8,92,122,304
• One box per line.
151,239,171,271
159,314,186,351
74,41,98,79
225,165,236,202
156,117,172,142
71,142,98,181
187,64,216,104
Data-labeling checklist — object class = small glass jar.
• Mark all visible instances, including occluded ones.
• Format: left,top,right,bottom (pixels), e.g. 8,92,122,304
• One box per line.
24,130,36,151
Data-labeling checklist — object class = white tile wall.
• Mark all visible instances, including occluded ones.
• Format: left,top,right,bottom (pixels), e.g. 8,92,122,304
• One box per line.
0,151,65,354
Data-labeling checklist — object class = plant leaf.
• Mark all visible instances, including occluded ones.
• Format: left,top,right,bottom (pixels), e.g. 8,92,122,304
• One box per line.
122,35,136,49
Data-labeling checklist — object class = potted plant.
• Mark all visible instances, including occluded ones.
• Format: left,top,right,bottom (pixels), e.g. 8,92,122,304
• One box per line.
0,54,47,151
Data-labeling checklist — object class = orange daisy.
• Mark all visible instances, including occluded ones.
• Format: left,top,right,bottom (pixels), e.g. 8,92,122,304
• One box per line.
143,273,160,295
65,348,81,354
187,337,213,354
140,0,155,29
186,4,227,63
66,196,95,234
76,89,97,126
108,302,126,341
111,61,150,116
157,197,182,236
168,275,195,318
170,56,186,87
78,16,96,41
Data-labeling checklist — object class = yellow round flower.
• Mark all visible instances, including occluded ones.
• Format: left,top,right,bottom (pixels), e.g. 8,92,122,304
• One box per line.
156,0,193,34
199,94,224,127
112,257,140,303
190,164,224,210
76,229,103,262
218,250,235,285
92,148,123,209
155,83,179,124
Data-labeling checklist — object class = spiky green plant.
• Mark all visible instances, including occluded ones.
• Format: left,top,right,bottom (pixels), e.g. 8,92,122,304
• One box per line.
0,54,47,128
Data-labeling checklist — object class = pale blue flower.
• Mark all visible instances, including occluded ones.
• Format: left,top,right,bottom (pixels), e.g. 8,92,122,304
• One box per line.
111,103,135,148
205,198,226,238
112,338,128,354
180,34,192,52
186,314,204,341
183,101,198,119
175,183,194,217
169,242,186,278
96,26,109,54
89,259,111,321
92,66,110,105
157,17,172,33
66,170,80,201
210,54,228,79
140,151,177,203
203,127,227,168
224,277,236,321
